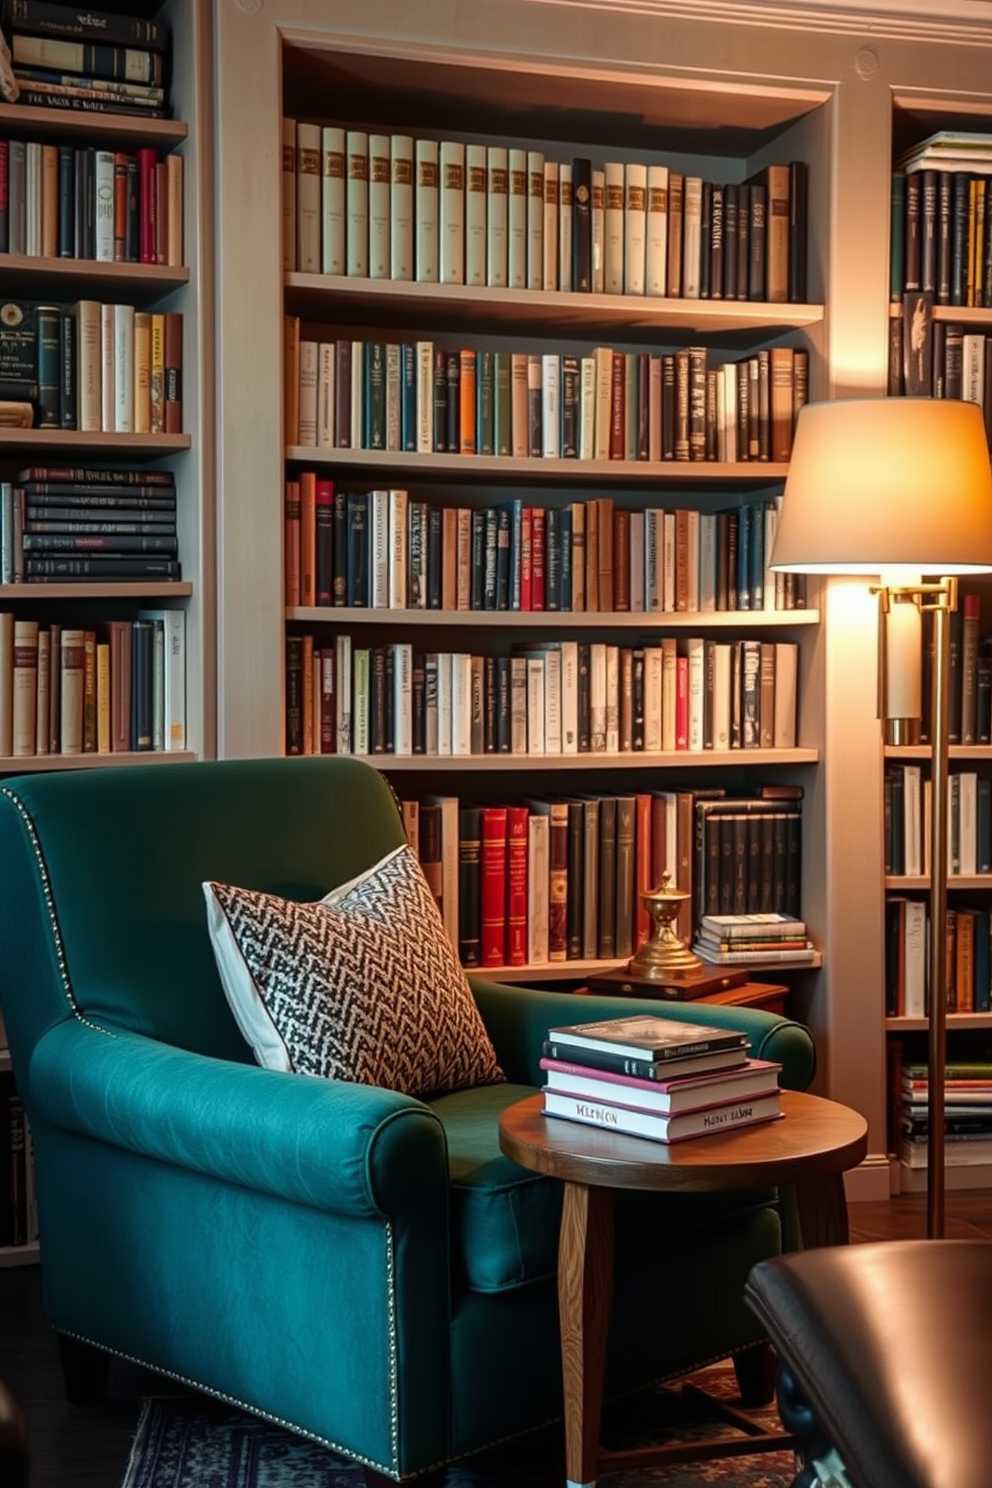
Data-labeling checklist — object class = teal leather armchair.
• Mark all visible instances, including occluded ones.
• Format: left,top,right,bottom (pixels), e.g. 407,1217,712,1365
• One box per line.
0,756,816,1482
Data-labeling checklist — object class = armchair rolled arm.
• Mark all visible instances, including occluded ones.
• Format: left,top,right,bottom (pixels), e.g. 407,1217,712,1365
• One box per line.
30,1018,449,1218
470,976,816,1092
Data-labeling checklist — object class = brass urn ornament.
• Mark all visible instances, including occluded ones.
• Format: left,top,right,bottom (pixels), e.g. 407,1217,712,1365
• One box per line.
626,871,702,980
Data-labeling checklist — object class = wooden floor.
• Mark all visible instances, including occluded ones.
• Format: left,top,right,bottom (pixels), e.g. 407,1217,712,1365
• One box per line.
3,1191,992,1488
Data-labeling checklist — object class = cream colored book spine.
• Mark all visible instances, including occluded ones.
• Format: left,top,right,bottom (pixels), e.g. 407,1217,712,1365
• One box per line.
298,338,318,447
282,116,297,271
367,132,391,280
389,135,413,280
295,120,322,273
507,147,527,289
75,298,101,430
682,175,703,298
603,160,624,294
60,627,85,756
624,161,647,294
526,149,544,291
558,161,572,292
439,140,465,285
646,163,669,295
133,310,151,433
464,142,487,287
591,167,605,293
345,129,369,277
414,138,439,283
486,145,508,288
542,159,559,291
321,126,346,275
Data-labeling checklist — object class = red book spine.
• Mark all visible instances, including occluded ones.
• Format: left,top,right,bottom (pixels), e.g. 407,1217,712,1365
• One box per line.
520,506,533,611
505,804,529,965
675,653,689,750
137,146,157,264
530,507,546,612
480,805,508,966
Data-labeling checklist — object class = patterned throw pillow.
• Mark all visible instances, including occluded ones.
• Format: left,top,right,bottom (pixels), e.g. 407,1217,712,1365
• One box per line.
203,844,505,1097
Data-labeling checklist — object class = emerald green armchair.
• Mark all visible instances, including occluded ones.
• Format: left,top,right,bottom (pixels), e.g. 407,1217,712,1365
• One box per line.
0,756,815,1481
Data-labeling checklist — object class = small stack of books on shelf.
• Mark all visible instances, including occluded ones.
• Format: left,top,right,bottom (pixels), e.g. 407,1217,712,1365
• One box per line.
540,1013,782,1143
3,0,170,118
900,1061,992,1176
692,912,816,966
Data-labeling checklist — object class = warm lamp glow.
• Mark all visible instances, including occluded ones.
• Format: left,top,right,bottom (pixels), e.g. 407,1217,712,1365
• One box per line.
770,398,992,576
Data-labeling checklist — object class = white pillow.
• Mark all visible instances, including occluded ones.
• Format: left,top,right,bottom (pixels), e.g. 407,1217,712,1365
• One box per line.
203,844,505,1096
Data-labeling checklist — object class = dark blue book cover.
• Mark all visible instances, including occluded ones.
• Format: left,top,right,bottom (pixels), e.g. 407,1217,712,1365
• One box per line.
345,491,369,606
736,503,751,611
400,344,417,451
559,505,573,611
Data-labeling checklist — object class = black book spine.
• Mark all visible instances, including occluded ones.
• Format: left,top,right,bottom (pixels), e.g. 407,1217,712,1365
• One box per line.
470,509,485,610
707,180,723,300
332,489,347,605
458,806,483,967
58,309,75,428
566,800,584,958
483,654,497,753
426,504,442,609
345,492,369,606
788,160,808,302
285,633,303,755
747,183,766,301
432,348,448,452
951,171,970,307
56,144,74,257
131,618,153,750
571,156,593,292
495,655,511,753
445,351,460,454
937,170,953,305
495,502,510,611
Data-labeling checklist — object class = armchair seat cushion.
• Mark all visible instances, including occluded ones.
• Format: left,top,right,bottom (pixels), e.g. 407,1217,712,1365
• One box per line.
429,1081,781,1295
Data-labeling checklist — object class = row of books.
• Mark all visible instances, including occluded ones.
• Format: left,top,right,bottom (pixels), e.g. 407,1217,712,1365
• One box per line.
539,1014,783,1145
0,138,183,265
398,786,802,967
2,468,180,582
285,484,808,616
884,765,992,879
0,1066,36,1250
0,298,183,433
886,898,992,1015
283,120,808,306
899,1060,992,1170
285,635,800,761
0,609,186,756
285,329,808,464
890,295,992,444
892,155,992,307
5,0,169,117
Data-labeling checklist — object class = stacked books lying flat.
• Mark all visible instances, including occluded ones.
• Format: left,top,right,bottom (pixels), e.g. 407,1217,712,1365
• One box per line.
4,0,170,118
540,1013,782,1143
692,912,816,966
900,1061,992,1171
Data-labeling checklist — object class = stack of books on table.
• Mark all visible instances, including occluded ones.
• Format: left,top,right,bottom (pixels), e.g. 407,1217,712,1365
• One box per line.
540,1013,782,1144
692,912,816,966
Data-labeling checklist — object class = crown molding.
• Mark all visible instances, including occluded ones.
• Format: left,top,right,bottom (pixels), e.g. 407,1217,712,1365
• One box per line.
521,0,992,47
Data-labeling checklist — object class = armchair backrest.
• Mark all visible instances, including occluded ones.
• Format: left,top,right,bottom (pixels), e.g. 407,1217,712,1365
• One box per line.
0,757,407,1083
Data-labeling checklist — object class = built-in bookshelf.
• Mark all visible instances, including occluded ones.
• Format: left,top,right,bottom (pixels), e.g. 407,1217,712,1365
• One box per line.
273,40,826,985
0,0,214,773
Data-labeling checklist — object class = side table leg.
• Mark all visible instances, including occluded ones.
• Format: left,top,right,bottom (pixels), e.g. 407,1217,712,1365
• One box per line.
558,1180,614,1488
794,1173,850,1249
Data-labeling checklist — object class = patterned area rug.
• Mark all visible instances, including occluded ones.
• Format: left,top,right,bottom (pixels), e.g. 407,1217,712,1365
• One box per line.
121,1362,797,1487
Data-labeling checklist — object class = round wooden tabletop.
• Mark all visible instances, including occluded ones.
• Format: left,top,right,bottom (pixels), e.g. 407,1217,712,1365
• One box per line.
498,1089,868,1194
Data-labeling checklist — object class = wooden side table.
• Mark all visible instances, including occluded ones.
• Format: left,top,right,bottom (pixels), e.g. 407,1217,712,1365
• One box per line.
499,1089,868,1488
577,967,790,1016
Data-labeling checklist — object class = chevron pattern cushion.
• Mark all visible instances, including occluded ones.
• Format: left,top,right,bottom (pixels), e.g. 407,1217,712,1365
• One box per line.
203,845,505,1096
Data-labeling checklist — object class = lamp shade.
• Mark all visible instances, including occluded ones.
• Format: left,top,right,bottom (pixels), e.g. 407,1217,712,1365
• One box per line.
770,397,992,575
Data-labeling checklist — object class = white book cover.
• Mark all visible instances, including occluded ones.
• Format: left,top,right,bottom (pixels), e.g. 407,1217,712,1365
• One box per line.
544,644,562,753
624,161,647,294
414,138,439,283
646,163,669,295
559,161,573,291
543,159,559,291
773,641,798,748
604,643,620,752
388,488,408,609
528,811,550,964
439,140,465,285
687,635,705,752
904,763,923,878
603,161,624,294
138,608,186,750
298,338,318,446
295,121,322,273
345,130,369,277
465,142,487,287
510,654,528,753
959,770,978,876
763,499,780,611
451,652,473,755
367,133,391,279
335,634,352,753
589,641,607,751
526,149,545,291
541,1087,781,1143
486,145,509,288
320,125,346,275
541,354,561,458
416,340,434,453
317,342,336,446
662,510,677,612
392,642,413,756
561,639,579,753
712,642,732,751
579,355,596,461
903,899,927,1017
592,167,605,292
282,116,297,272
508,148,527,289
645,509,662,612
113,302,135,433
368,489,390,609
389,135,413,280
527,654,546,754
682,175,703,298
350,340,363,449
100,302,116,432
352,648,370,755
385,343,401,451
436,651,453,755
629,510,645,612
94,147,114,263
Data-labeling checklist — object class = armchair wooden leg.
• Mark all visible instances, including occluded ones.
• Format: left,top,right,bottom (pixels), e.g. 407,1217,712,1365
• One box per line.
732,1341,777,1408
57,1333,110,1407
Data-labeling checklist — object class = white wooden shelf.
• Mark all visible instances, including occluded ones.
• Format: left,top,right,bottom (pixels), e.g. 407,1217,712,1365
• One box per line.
0,102,186,145
1,583,192,600
286,447,791,482
357,748,818,771
0,430,190,453
288,606,819,628
0,752,196,772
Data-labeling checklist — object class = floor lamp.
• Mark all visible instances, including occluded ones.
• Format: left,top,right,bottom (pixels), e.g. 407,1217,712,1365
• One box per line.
769,396,992,1239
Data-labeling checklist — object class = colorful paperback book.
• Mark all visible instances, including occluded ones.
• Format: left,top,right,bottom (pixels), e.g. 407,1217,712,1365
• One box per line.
539,1055,782,1115
544,1012,748,1063
542,1087,782,1144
